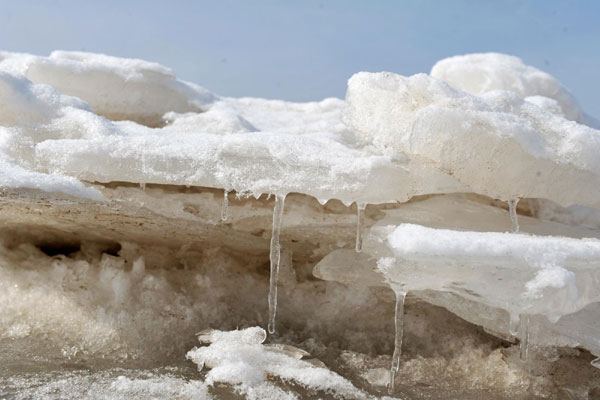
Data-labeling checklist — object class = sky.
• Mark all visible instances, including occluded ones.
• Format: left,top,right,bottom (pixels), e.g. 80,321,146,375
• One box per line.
0,0,598,117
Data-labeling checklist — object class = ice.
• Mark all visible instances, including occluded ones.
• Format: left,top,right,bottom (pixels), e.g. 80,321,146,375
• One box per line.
519,314,530,361
0,50,215,126
355,202,366,252
2,48,600,397
221,189,230,221
186,327,372,399
314,194,600,357
430,53,584,122
345,71,600,209
378,224,600,322
268,195,286,334
508,198,520,233
388,290,406,395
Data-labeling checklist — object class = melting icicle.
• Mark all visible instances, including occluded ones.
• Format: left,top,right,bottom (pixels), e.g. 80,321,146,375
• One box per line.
355,203,366,253
267,194,286,335
388,290,407,395
519,313,530,361
592,358,600,369
509,313,520,336
221,190,230,221
508,198,520,233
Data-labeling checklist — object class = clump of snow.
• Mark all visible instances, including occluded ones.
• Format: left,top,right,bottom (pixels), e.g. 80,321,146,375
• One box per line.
186,327,373,400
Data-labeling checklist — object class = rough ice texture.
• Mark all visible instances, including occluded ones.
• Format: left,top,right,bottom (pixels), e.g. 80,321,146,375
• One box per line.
345,71,600,208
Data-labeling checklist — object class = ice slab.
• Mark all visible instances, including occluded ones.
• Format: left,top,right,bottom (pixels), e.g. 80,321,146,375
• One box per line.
345,71,600,209
314,194,600,355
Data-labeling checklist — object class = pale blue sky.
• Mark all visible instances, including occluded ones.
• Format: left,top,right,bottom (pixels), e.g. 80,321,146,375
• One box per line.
0,0,598,117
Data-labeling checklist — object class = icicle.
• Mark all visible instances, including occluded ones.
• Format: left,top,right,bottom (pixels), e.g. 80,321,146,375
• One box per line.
221,190,230,221
388,290,407,395
592,357,600,369
508,198,520,233
509,313,519,336
139,182,146,191
519,313,530,361
267,194,286,335
355,203,366,253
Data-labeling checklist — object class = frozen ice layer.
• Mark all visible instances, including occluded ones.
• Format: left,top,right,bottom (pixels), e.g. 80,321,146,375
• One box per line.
345,71,600,209
0,51,216,126
430,53,584,122
374,224,600,322
32,129,465,205
313,194,600,355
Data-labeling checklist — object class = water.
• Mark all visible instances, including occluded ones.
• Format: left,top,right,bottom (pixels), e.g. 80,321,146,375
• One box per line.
389,290,407,395
267,195,286,335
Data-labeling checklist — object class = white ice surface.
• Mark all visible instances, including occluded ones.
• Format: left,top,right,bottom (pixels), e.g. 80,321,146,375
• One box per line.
345,71,600,208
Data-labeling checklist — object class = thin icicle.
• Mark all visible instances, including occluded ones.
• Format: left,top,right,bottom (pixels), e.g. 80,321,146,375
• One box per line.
139,182,146,191
267,194,286,335
509,313,519,336
592,358,600,369
221,190,230,221
388,290,407,395
355,203,366,253
508,198,520,233
519,314,530,361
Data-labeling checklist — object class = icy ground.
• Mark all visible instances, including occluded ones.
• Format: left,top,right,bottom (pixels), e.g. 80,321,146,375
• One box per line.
0,51,599,399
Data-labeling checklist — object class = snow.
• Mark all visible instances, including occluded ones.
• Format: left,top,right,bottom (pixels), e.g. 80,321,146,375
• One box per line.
345,71,600,208
430,53,584,122
186,327,373,400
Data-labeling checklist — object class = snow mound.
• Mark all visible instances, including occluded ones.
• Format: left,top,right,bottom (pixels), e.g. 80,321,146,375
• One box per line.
345,71,600,208
430,53,583,122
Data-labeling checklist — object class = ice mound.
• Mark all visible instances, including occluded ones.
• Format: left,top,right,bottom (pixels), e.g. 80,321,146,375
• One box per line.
186,327,377,400
345,71,600,208
430,53,584,122
0,51,215,126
